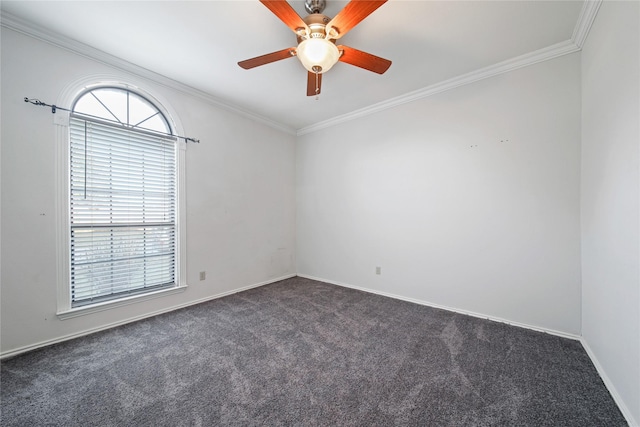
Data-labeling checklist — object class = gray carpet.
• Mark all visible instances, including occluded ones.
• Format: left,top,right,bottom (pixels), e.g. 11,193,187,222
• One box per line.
1,276,627,426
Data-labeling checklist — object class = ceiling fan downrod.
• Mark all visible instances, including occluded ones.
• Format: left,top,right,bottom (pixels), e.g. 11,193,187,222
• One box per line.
305,0,326,14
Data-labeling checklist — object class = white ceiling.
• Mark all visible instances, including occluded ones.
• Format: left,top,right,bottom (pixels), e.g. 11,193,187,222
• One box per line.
1,0,584,131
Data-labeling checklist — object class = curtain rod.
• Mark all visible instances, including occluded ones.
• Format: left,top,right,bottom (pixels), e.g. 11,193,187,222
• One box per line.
24,97,200,143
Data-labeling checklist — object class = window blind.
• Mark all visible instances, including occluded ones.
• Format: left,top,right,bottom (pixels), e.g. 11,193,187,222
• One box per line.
69,116,177,308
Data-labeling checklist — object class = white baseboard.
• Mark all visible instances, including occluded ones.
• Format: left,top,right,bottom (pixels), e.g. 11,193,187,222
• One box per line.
298,273,638,426
0,273,296,360
580,338,638,427
297,274,581,340
4,272,635,427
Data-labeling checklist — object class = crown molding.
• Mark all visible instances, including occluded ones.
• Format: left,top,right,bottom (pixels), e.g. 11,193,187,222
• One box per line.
298,0,604,136
297,39,580,136
3,0,602,138
0,11,297,136
572,0,603,48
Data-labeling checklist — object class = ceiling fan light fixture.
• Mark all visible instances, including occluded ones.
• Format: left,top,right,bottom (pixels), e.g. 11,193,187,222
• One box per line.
297,38,340,73
238,0,392,96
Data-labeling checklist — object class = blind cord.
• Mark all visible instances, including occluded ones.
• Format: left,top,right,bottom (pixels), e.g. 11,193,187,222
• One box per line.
24,97,200,144
84,121,87,200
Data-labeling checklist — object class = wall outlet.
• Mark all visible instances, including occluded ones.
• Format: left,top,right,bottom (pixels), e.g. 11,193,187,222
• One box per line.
199,271,206,281
376,266,381,275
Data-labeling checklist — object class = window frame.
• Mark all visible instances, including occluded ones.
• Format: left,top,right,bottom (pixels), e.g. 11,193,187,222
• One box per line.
56,83,187,320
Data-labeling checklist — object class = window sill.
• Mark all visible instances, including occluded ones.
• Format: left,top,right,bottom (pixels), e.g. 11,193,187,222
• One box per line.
57,285,188,320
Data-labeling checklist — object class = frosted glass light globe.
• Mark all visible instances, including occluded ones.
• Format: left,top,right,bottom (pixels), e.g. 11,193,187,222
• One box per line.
297,38,340,73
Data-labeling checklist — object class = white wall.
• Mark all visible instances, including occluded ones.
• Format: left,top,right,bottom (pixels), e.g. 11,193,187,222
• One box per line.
581,1,640,424
0,28,296,355
297,53,582,335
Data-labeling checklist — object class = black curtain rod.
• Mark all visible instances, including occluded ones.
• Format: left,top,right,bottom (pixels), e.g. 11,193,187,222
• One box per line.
24,97,200,143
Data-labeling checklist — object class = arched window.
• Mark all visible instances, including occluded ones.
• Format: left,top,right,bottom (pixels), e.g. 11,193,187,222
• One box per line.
73,87,171,134
68,87,179,308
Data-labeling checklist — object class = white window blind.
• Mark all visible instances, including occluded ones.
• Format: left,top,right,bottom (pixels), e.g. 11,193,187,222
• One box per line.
69,116,177,308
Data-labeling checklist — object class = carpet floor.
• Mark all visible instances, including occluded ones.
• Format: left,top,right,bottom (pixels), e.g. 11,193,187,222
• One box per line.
1,276,627,426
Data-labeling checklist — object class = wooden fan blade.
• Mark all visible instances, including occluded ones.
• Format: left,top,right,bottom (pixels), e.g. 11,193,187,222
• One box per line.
337,45,391,74
238,48,296,69
260,0,309,34
326,0,387,39
307,72,323,96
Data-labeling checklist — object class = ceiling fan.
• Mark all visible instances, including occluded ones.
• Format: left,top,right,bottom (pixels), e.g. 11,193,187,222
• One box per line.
238,0,392,97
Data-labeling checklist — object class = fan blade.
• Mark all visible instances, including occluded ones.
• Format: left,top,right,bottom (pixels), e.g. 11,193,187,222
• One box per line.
238,48,296,69
326,0,387,39
260,0,309,34
307,72,323,96
337,45,391,74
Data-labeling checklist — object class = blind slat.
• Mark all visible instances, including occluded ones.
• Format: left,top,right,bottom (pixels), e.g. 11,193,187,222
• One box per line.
69,116,177,308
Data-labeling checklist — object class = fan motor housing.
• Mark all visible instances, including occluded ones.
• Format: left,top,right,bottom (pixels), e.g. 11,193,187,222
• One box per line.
297,14,333,43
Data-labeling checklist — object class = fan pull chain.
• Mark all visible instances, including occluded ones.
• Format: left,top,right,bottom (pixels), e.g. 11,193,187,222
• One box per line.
312,65,322,100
